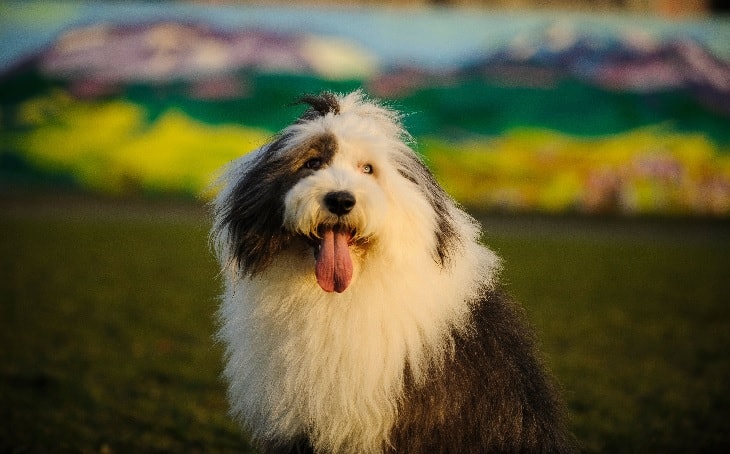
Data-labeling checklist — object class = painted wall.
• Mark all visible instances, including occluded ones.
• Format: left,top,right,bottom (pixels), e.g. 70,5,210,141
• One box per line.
2,2,729,215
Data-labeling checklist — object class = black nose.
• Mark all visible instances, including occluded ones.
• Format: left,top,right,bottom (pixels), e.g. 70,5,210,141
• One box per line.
324,191,356,215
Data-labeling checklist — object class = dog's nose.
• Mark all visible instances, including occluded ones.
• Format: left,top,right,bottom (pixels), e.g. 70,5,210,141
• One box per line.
324,191,356,215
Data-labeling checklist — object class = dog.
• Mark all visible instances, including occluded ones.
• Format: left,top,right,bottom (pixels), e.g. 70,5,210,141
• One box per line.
211,90,575,453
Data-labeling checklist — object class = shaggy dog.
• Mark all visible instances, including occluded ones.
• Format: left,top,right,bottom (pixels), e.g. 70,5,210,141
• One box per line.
211,91,575,453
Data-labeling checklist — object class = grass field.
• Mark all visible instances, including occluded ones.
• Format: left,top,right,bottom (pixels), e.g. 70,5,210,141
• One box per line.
1,192,729,452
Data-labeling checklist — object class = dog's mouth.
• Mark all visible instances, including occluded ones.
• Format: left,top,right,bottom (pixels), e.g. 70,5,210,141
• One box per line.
309,225,356,294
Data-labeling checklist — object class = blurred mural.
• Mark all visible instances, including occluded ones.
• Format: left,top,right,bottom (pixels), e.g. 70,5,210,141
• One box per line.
1,1,729,216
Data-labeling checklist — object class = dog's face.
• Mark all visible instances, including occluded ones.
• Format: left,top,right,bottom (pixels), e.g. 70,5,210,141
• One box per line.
213,91,460,293
281,129,389,293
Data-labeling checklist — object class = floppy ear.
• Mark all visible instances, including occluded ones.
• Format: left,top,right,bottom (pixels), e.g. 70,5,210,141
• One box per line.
213,137,296,276
394,150,462,268
212,130,339,276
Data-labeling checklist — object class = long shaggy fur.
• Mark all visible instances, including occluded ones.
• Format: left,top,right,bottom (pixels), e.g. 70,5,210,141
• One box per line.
211,90,575,453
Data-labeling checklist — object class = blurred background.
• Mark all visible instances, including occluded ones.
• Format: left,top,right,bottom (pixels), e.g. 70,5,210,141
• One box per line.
2,0,729,215
1,1,729,452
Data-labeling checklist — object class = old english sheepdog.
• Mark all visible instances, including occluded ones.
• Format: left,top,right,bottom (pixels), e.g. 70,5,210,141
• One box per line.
211,91,575,453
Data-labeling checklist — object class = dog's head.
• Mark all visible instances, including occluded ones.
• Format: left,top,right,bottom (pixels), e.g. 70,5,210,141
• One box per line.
212,90,461,293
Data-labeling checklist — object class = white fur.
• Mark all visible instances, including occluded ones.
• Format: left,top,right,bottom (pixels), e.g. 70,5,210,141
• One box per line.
213,91,500,453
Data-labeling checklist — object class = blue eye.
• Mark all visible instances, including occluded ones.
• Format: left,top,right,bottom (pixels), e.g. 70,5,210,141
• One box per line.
304,158,323,170
362,164,373,174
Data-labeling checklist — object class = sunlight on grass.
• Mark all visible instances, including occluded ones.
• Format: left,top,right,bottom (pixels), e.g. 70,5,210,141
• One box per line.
1,199,728,451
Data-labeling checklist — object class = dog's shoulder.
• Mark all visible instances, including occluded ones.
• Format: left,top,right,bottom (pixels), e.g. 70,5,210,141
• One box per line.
388,287,577,453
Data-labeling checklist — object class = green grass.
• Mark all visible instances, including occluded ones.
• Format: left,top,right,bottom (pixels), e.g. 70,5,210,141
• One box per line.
1,195,729,452
0,195,252,452
483,218,730,452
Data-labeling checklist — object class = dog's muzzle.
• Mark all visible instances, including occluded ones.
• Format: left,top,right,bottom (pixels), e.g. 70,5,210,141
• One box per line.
314,191,357,293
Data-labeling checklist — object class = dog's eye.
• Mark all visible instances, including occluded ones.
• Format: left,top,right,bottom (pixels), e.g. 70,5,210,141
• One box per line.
304,158,323,170
361,164,373,174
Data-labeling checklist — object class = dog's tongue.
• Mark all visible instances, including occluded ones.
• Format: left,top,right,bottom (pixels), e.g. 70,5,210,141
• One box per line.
315,228,353,293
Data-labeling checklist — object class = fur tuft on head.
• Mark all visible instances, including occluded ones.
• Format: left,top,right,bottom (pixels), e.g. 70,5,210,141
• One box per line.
297,92,341,118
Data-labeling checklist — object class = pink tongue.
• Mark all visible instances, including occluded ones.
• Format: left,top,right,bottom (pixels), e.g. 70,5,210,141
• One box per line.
315,229,353,293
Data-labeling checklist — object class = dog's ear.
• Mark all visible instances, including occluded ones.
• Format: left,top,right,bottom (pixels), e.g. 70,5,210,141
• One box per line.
215,139,296,276
396,151,462,268
214,131,339,275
